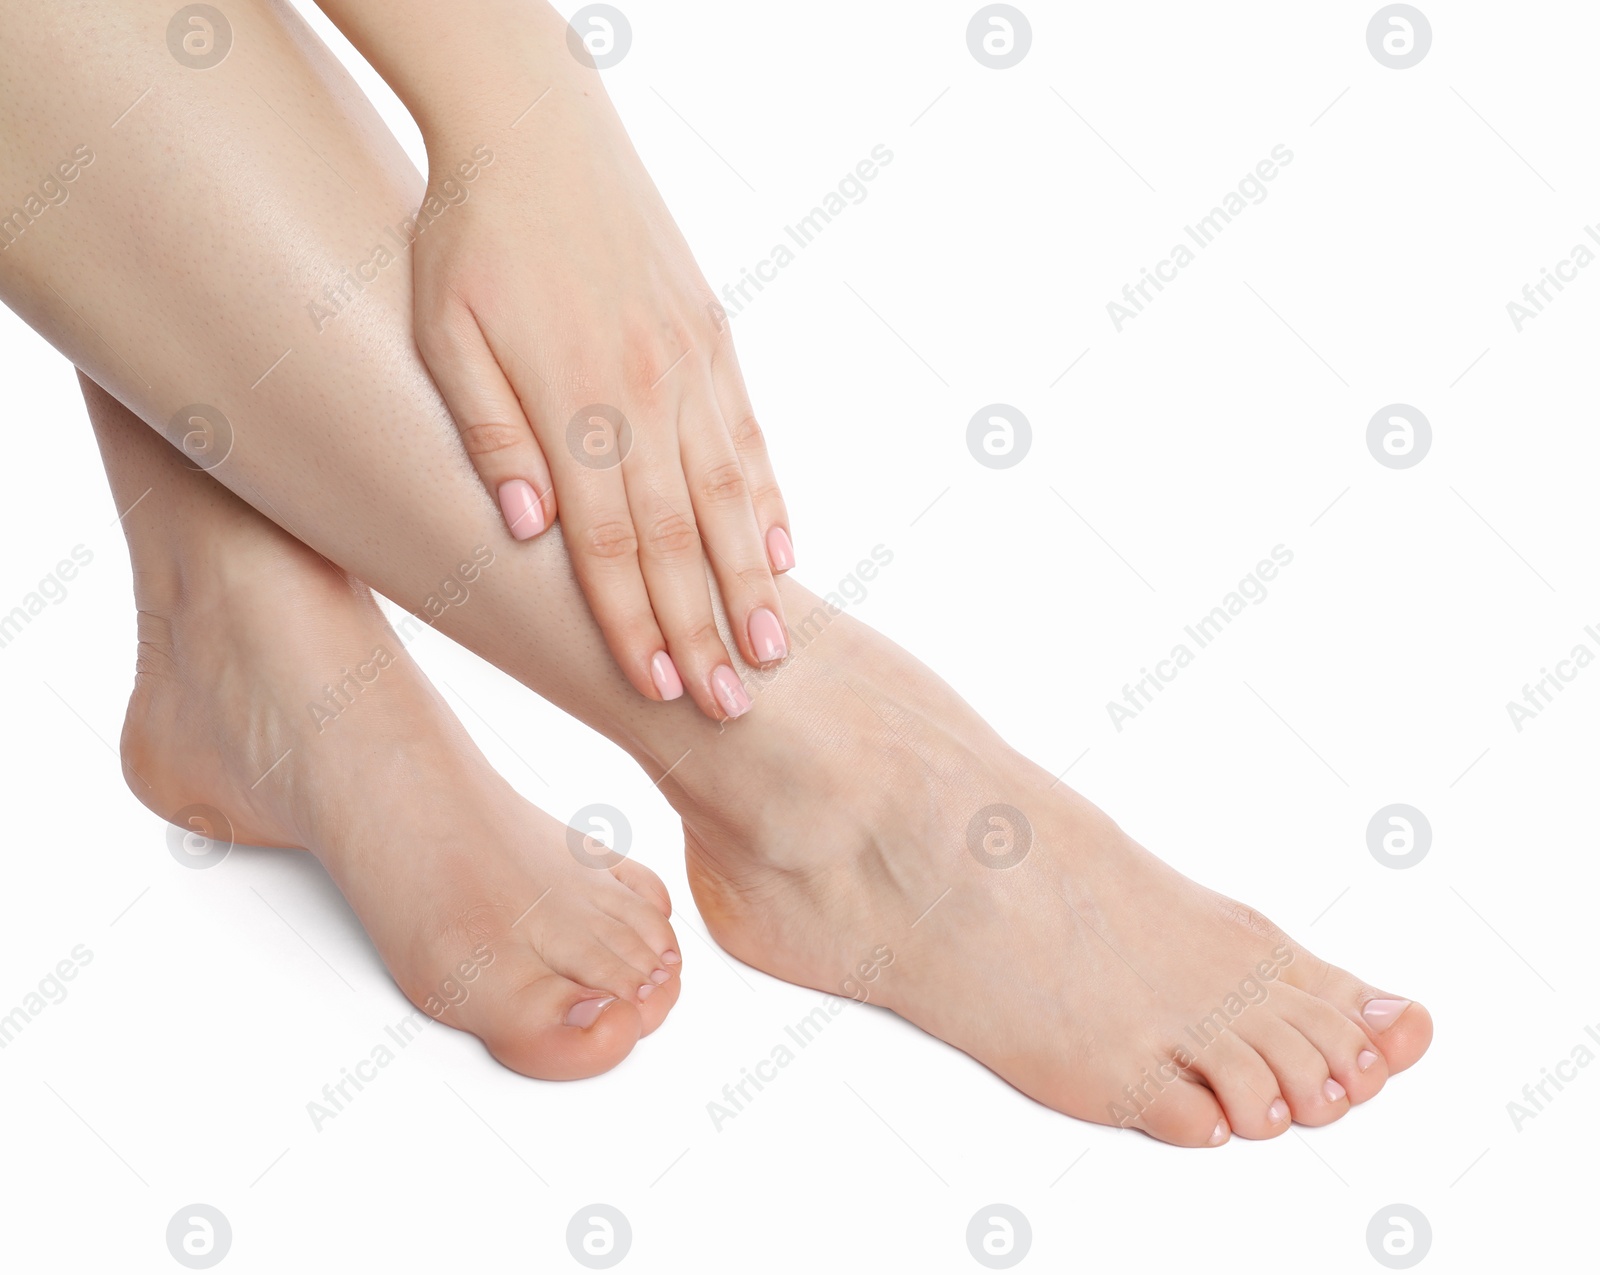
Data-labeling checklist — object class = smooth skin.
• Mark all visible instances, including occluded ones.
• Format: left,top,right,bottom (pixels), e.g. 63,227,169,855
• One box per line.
0,0,1431,1143
317,0,794,720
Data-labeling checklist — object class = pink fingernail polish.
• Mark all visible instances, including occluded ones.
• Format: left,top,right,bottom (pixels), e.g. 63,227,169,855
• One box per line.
638,983,656,1001
662,950,680,965
1357,1049,1379,1072
712,665,751,718
564,996,614,1028
1361,998,1411,1032
1268,1098,1290,1123
748,607,788,663
1208,1119,1229,1146
766,525,795,572
650,651,684,701
649,968,669,985
1323,1078,1347,1103
497,478,545,539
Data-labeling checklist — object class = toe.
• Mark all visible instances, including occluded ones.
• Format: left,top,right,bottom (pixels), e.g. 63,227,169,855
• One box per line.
595,884,681,969
1275,984,1389,1106
1289,957,1433,1075
1236,1009,1349,1127
611,858,671,916
1130,1075,1231,1149
1191,1032,1292,1139
475,970,644,1081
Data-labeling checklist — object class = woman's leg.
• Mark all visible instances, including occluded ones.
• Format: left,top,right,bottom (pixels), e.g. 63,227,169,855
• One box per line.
81,371,681,1078
3,0,1430,1143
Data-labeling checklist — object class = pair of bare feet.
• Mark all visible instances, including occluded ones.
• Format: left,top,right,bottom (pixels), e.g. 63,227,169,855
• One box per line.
120,467,1431,1149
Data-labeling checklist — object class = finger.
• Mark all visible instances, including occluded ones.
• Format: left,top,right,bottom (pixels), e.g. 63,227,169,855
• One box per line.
415,296,556,539
540,403,679,703
709,338,793,572
680,378,788,669
619,422,747,720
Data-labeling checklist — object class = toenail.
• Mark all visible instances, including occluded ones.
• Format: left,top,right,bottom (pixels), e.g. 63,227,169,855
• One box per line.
662,949,680,965
1268,1098,1290,1124
564,996,615,1028
1358,1048,1380,1072
1323,1078,1347,1104
1361,997,1410,1032
649,968,669,984
712,665,752,718
638,983,656,1000
1208,1119,1229,1146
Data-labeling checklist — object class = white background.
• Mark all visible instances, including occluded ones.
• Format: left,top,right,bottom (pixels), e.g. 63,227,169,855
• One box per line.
1,1,1595,1270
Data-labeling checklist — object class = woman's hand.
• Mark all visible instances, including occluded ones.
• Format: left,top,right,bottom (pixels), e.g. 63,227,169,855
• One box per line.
313,0,793,721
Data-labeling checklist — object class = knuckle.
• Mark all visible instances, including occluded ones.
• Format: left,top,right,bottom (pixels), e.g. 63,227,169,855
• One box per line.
642,512,701,559
748,478,785,512
697,460,749,506
727,412,767,453
677,617,724,652
582,518,640,562
457,421,529,460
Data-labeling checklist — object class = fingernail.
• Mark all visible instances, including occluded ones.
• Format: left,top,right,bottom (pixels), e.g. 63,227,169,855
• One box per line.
1357,1048,1379,1072
1208,1119,1229,1146
638,983,656,1001
712,665,751,718
766,525,795,572
649,968,669,985
1361,998,1411,1032
650,651,684,701
497,478,545,540
564,996,614,1028
1323,1078,1347,1104
748,607,788,663
1268,1098,1290,1123
662,949,680,965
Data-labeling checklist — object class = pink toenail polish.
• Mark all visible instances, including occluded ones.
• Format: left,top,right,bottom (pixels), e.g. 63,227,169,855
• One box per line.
1209,1119,1229,1146
1323,1078,1347,1103
1361,998,1410,1032
638,983,656,1001
649,968,669,985
1357,1049,1379,1072
711,665,752,718
748,607,788,663
497,478,545,540
767,525,796,572
649,651,684,701
1268,1098,1290,1123
662,950,680,965
564,996,614,1028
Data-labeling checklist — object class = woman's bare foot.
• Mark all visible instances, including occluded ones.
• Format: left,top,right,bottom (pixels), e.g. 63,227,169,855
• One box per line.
667,595,1433,1147
118,524,682,1080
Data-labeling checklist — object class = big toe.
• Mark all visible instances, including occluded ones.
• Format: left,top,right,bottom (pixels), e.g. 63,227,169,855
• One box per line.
474,970,645,1081
1356,995,1433,1074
